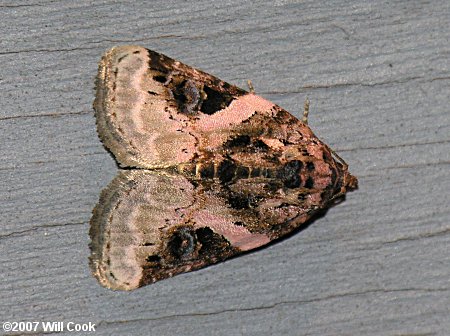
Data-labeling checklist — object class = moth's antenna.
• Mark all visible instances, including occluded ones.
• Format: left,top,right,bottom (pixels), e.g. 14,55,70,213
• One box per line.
302,98,310,124
247,80,255,93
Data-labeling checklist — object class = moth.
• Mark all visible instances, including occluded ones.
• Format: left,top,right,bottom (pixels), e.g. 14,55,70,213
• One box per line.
90,45,358,290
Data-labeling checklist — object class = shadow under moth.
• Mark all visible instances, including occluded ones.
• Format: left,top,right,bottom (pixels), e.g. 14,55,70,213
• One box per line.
90,45,358,290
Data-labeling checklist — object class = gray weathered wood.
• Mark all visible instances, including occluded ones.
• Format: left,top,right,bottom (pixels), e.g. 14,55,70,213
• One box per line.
1,1,449,335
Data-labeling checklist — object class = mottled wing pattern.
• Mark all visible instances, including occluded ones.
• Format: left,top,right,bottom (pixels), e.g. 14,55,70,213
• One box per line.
90,46,358,290
94,45,246,168
90,171,269,290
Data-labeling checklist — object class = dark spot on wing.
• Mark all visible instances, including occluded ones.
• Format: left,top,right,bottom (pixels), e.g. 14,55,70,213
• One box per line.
279,160,303,188
228,194,250,209
306,161,315,171
146,255,161,263
167,227,196,259
253,139,270,152
172,79,202,115
224,135,251,148
228,193,262,209
153,75,167,83
195,227,236,259
304,176,314,189
200,86,235,115
298,193,307,201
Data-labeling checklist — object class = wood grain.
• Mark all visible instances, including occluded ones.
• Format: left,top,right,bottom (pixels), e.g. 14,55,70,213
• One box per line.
1,1,449,335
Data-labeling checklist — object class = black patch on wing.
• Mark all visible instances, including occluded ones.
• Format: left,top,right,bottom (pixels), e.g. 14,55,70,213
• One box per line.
224,135,251,148
145,255,161,263
278,160,303,188
195,227,236,259
153,75,167,83
167,226,196,260
223,135,271,156
306,161,315,171
252,139,270,152
200,86,235,115
304,176,314,189
170,80,237,116
172,79,202,115
146,49,246,116
227,193,262,210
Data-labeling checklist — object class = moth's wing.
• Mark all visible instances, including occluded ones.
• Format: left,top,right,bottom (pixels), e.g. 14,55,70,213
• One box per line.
89,168,337,290
89,170,194,290
93,45,356,192
89,170,272,290
94,45,246,169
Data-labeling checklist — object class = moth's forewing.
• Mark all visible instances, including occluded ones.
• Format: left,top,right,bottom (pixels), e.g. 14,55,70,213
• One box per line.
94,46,246,169
90,171,270,290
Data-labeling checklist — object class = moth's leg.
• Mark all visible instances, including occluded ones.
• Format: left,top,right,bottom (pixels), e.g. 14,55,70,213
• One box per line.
247,80,255,93
302,98,310,124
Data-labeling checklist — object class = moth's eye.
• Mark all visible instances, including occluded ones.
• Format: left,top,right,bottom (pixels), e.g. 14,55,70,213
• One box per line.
168,227,196,259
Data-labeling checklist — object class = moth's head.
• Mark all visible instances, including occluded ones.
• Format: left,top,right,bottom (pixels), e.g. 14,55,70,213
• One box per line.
329,158,358,201
343,171,358,191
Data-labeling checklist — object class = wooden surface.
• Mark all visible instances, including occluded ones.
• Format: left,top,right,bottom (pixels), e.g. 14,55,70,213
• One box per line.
1,1,449,335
